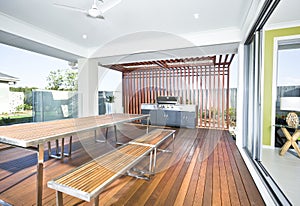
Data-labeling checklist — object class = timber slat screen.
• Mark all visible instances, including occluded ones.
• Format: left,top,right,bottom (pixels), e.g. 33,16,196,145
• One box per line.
107,54,235,129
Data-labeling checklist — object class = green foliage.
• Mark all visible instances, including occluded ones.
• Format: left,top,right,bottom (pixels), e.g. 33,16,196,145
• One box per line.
228,107,236,120
46,69,78,91
16,104,24,112
24,104,32,110
15,104,32,111
9,86,37,93
106,95,115,103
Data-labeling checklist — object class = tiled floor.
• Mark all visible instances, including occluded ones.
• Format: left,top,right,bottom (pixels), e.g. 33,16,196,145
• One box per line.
262,147,300,205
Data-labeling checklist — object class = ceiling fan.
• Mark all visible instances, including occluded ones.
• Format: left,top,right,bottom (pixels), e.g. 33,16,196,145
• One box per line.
53,0,121,19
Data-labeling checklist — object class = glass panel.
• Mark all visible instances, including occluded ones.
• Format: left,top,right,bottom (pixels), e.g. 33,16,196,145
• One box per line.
274,48,300,147
32,90,78,122
261,44,300,204
244,31,262,160
244,39,255,155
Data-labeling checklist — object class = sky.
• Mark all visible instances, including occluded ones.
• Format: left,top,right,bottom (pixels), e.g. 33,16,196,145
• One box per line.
0,43,239,90
0,43,69,89
0,43,298,89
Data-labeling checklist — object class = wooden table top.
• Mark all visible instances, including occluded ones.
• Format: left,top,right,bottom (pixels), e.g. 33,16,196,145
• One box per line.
0,113,149,147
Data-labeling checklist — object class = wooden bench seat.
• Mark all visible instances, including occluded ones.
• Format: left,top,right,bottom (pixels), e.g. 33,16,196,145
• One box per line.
47,129,176,206
129,129,175,174
48,144,153,205
130,129,175,147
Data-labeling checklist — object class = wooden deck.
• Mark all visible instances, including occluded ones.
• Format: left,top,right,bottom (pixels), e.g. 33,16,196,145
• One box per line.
0,124,264,205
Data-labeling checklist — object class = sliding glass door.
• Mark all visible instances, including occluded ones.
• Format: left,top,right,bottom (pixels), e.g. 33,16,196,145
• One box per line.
243,31,262,160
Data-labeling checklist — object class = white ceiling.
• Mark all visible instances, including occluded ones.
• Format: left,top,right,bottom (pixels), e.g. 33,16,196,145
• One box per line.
0,0,252,47
0,0,299,62
266,0,300,28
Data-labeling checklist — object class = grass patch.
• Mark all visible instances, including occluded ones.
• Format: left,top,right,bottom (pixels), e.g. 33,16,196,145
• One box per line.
0,111,33,126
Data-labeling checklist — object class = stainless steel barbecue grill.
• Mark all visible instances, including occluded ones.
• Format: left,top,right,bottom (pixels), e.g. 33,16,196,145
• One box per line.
141,96,198,128
156,96,179,104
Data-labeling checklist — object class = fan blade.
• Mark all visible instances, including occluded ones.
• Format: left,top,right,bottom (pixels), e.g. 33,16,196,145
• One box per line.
101,0,121,13
53,3,87,13
87,14,105,20
97,15,105,20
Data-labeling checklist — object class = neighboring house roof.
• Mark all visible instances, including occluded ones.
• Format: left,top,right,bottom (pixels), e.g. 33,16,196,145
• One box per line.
0,72,19,83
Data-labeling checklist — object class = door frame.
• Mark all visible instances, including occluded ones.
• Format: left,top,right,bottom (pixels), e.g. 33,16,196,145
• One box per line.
270,34,300,148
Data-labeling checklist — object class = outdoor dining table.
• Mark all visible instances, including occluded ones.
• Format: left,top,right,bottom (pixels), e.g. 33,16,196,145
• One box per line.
0,113,149,206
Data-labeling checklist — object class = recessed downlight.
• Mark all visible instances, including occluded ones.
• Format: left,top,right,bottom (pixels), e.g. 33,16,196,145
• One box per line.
193,13,199,19
82,34,88,39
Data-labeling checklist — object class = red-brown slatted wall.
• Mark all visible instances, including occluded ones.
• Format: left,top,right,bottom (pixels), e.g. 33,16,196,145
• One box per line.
114,55,234,129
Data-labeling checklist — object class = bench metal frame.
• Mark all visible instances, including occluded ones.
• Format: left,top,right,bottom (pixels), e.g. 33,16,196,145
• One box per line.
129,129,176,174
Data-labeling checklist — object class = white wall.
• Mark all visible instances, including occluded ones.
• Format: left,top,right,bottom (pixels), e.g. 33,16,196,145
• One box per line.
77,58,98,117
0,82,9,113
98,66,123,113
235,43,245,148
9,91,24,113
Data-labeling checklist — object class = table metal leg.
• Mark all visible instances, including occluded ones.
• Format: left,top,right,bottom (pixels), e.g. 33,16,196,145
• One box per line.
68,136,73,157
153,148,157,173
93,195,100,206
146,117,150,133
55,139,59,155
172,133,175,152
149,149,153,173
47,141,51,157
106,127,109,140
115,125,122,145
94,130,97,141
37,144,44,206
95,128,108,143
48,137,72,159
56,191,63,206
61,138,65,159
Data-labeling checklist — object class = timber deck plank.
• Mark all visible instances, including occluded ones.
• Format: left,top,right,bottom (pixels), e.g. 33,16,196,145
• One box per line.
0,126,265,206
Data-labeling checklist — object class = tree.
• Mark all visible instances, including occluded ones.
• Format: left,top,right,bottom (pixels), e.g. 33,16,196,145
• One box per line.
46,69,78,91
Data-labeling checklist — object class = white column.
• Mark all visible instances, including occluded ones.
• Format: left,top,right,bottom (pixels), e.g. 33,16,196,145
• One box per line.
98,66,123,113
236,43,244,148
78,58,98,117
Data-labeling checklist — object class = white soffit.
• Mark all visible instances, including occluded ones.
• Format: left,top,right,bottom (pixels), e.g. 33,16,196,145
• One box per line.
0,30,82,62
97,42,239,65
89,28,241,59
0,12,88,58
0,0,255,61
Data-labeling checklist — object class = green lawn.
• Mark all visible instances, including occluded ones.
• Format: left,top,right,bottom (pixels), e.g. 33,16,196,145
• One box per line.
0,111,33,125
0,114,32,119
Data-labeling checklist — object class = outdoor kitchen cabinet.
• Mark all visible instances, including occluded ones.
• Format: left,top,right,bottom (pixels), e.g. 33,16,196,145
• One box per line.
147,109,196,128
147,109,179,126
149,110,157,125
141,109,151,124
165,110,180,126
141,101,197,128
155,110,167,126
180,111,197,128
